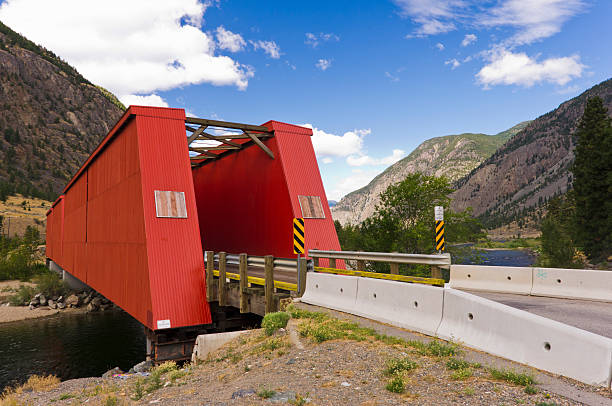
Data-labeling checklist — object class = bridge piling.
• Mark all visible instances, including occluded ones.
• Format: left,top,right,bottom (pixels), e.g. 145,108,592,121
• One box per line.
239,253,248,313
264,255,274,313
218,252,227,307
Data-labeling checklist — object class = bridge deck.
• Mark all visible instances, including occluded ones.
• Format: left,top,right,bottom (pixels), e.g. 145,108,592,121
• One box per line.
464,290,612,339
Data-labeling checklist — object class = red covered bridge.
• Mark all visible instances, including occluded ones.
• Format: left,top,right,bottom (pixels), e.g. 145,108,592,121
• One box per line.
45,106,341,358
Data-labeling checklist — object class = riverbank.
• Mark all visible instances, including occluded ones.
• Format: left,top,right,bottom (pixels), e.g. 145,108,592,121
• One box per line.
3,305,610,406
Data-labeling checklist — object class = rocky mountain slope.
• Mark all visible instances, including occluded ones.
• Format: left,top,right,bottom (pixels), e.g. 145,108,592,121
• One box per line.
451,78,612,228
0,21,124,201
331,122,530,225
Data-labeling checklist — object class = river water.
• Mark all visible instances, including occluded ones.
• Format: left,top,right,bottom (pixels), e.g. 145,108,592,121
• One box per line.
0,309,145,391
463,248,536,267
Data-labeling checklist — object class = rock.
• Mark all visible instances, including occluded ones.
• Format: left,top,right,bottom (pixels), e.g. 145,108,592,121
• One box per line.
102,367,123,378
48,300,57,309
341,382,351,387
29,297,39,306
91,297,102,307
34,293,41,299
29,304,35,310
39,295,47,306
231,389,255,399
83,295,91,305
57,302,66,309
132,360,153,373
86,302,97,312
65,294,80,307
57,296,63,303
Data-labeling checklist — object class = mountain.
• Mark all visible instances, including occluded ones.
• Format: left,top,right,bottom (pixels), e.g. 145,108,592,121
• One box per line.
331,121,530,225
0,21,124,201
451,78,612,228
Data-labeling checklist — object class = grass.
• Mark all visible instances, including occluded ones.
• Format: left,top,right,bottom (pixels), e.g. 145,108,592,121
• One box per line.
450,368,473,380
8,284,36,305
489,368,536,386
257,387,276,399
463,387,475,396
524,385,538,395
261,311,290,335
385,376,405,393
383,358,418,376
476,237,540,250
410,340,459,357
130,361,184,400
289,393,309,406
446,358,480,370
57,393,75,400
14,375,60,393
297,316,376,343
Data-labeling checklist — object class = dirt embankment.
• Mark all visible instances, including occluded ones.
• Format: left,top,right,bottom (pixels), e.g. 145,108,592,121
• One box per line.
3,304,610,406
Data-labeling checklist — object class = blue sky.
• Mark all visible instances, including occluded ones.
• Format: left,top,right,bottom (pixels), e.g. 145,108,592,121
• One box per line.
0,0,611,200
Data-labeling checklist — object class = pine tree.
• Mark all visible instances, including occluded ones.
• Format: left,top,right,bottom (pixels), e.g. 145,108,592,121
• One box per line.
571,96,612,261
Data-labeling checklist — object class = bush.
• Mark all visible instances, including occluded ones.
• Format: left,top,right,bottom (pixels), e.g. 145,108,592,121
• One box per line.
383,358,418,376
8,284,36,305
34,272,68,298
385,376,405,393
261,311,290,335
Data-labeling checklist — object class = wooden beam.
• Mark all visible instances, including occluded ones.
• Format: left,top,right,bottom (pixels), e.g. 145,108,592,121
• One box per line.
198,132,242,148
189,146,240,152
186,125,207,146
264,255,275,313
244,131,274,159
205,251,214,302
219,252,227,307
185,117,270,133
239,253,248,313
190,150,218,159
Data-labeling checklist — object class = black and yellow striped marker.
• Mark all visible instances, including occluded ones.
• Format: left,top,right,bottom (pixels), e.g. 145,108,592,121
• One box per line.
435,220,445,252
293,217,305,254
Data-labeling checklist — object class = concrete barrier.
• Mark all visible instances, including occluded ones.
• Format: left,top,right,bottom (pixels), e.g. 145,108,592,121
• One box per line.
191,330,251,362
532,267,612,302
300,272,358,314
437,288,612,388
449,265,533,295
353,277,444,336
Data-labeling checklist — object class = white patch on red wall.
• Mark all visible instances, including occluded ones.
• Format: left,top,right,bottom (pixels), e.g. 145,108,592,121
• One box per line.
154,191,187,218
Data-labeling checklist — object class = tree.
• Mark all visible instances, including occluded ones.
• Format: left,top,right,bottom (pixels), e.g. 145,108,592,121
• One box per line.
538,195,580,268
571,97,612,261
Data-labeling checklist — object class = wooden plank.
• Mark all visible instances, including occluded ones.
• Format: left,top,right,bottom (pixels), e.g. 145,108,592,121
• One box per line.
329,258,336,268
219,252,227,306
205,251,214,302
239,253,248,313
390,263,399,275
190,146,240,152
186,125,207,145
264,255,274,313
185,117,271,133
198,131,242,148
243,131,274,159
431,265,442,279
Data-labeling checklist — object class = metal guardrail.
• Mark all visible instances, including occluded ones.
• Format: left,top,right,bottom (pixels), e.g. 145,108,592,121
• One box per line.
308,249,451,266
213,253,298,273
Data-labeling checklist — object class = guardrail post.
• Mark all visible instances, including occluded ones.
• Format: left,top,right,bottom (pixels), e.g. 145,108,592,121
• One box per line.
205,251,214,302
219,252,227,306
357,260,366,272
329,258,336,269
431,265,442,279
313,257,319,267
264,255,274,313
239,253,248,313
298,257,307,297
390,263,399,275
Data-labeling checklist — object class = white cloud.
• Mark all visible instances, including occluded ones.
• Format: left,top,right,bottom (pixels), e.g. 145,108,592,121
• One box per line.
0,0,255,102
250,40,281,58
346,149,406,167
120,94,169,108
216,26,246,52
481,0,586,45
435,42,445,51
461,33,477,46
322,157,333,164
385,71,400,82
445,58,461,69
394,0,464,36
316,59,332,71
476,49,585,88
302,124,366,158
328,169,381,201
305,32,340,48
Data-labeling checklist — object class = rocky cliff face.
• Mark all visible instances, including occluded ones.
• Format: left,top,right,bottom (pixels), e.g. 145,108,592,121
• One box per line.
451,78,612,228
0,21,124,200
331,122,529,225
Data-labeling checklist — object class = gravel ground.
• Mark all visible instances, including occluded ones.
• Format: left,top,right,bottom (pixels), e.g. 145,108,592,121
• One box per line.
6,306,611,406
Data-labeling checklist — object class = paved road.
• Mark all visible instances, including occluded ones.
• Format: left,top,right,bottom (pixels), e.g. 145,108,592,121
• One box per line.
464,290,612,338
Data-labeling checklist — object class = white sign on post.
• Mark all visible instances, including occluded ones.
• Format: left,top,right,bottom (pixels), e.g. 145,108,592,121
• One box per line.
434,206,444,221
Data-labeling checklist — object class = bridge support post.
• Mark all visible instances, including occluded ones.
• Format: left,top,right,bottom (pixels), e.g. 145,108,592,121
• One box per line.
239,253,248,313
264,255,274,313
219,252,227,306
329,258,336,269
390,263,399,275
430,265,442,279
205,251,215,302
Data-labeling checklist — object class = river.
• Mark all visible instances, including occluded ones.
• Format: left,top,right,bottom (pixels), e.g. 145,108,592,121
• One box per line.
463,248,536,267
0,309,145,391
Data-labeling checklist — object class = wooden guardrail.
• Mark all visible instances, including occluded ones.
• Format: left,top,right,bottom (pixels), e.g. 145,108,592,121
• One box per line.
308,249,451,281
204,251,307,315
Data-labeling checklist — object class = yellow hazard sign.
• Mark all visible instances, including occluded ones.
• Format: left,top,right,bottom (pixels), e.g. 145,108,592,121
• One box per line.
293,217,305,254
435,220,445,251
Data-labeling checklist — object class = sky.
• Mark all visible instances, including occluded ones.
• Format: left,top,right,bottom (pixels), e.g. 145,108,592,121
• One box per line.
0,0,610,200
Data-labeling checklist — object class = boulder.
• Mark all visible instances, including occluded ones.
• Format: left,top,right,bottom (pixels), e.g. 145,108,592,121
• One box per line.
39,295,47,306
29,297,39,306
132,360,152,373
91,297,102,307
86,302,98,312
48,300,57,310
57,302,66,309
65,294,80,307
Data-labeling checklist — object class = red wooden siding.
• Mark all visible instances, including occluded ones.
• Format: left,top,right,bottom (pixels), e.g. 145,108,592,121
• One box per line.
45,196,64,266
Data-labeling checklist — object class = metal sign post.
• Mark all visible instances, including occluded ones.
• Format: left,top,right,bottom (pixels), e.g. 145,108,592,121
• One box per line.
293,217,305,293
434,206,444,253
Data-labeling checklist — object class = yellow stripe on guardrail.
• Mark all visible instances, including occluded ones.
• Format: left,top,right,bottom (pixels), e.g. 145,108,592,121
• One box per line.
212,270,298,292
314,267,445,287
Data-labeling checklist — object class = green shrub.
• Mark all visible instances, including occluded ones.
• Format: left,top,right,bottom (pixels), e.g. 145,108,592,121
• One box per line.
489,368,536,386
257,387,276,399
385,376,405,393
383,358,418,376
8,284,36,305
34,272,68,298
261,312,290,335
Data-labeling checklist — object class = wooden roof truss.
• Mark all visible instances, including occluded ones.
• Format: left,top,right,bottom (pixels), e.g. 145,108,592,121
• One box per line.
185,117,275,167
